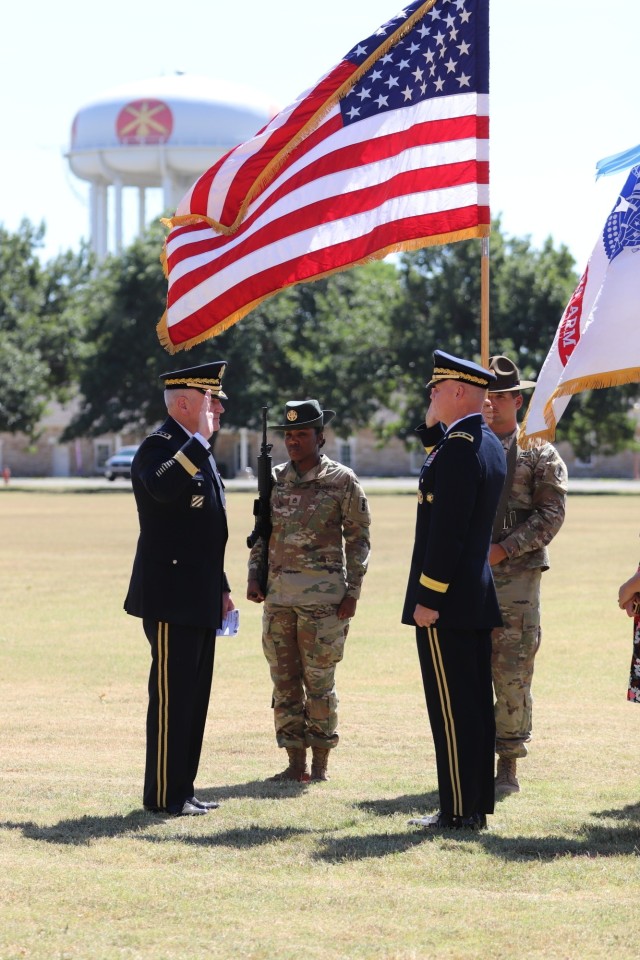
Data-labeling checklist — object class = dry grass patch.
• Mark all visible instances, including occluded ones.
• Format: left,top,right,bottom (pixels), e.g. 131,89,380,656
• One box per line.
0,489,639,959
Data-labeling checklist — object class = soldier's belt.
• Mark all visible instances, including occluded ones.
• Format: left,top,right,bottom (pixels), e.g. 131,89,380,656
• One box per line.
502,508,532,530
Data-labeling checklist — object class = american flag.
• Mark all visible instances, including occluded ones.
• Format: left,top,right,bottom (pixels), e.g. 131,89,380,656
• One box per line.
158,0,490,353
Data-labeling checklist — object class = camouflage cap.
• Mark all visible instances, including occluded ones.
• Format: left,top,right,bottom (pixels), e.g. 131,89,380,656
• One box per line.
270,399,336,430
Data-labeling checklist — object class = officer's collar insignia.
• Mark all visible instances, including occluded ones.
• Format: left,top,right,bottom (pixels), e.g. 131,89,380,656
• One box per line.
417,490,424,503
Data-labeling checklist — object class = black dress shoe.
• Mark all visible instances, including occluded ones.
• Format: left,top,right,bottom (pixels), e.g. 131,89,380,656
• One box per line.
459,812,487,831
167,800,207,817
408,811,460,829
188,796,220,810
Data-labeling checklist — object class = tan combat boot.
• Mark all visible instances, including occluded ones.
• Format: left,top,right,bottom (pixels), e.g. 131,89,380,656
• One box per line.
268,747,310,782
495,756,520,794
310,746,331,781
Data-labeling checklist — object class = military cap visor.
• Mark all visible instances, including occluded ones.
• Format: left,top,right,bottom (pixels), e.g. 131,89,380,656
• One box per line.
487,355,536,393
426,350,496,389
270,399,336,430
159,360,228,399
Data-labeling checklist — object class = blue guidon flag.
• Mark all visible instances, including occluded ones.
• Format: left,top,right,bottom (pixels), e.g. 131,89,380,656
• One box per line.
520,164,640,446
158,0,490,353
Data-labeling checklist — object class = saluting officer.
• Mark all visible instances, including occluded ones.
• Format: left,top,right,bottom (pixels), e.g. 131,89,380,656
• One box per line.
403,351,506,831
125,361,233,817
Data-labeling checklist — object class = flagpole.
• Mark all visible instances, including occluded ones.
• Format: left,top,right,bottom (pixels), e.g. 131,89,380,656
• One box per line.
480,236,490,367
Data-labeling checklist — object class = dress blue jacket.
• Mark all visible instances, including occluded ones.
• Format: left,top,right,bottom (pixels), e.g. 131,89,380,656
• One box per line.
124,416,229,630
402,414,506,631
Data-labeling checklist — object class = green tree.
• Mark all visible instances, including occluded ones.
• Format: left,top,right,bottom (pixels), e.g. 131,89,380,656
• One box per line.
0,220,92,435
384,220,638,451
214,260,401,436
65,221,402,438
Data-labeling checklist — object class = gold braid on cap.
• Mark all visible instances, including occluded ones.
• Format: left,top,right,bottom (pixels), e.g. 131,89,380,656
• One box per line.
431,367,490,387
164,376,222,392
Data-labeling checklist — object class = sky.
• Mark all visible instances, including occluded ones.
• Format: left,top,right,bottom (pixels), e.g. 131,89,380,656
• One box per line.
3,0,639,270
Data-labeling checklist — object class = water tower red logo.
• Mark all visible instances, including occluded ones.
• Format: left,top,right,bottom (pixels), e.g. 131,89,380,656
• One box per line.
116,99,173,144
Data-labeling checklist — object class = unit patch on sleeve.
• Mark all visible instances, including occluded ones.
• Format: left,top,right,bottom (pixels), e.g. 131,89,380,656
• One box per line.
190,495,205,509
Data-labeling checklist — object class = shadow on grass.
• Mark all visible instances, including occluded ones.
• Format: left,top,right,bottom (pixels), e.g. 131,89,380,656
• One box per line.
142,825,312,848
313,829,447,862
355,790,440,817
478,800,640,861
0,814,312,849
198,779,311,801
0,810,153,845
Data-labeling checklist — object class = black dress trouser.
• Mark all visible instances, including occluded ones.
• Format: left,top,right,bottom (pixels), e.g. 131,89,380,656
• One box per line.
416,624,495,818
143,619,216,812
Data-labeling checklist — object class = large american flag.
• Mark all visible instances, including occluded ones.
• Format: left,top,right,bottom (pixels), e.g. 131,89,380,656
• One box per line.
158,0,490,353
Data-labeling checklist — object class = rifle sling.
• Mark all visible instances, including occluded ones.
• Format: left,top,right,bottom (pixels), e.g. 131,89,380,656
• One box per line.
492,436,518,542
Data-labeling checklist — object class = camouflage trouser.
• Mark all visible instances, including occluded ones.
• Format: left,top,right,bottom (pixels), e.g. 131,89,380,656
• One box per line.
491,568,542,759
262,603,348,750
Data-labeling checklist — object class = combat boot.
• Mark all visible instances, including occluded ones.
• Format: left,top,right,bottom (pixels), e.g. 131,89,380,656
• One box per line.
495,756,520,794
268,747,310,782
310,746,331,781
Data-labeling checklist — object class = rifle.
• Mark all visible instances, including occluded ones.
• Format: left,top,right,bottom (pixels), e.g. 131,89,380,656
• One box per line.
246,406,273,594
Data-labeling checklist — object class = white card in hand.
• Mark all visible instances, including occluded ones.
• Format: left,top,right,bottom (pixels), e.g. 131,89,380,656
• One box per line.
216,608,240,637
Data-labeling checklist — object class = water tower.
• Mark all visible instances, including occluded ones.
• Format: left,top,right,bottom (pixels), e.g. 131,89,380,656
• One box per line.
66,74,277,259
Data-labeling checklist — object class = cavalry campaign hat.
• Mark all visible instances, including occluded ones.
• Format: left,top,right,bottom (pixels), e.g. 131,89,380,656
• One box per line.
487,355,536,392
159,361,228,399
270,399,336,430
427,350,496,389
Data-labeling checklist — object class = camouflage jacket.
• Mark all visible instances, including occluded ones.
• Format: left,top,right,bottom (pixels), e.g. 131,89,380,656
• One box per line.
493,429,568,574
248,454,371,605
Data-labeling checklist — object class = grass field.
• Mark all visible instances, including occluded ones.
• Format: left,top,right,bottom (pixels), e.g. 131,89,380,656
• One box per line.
1,488,639,960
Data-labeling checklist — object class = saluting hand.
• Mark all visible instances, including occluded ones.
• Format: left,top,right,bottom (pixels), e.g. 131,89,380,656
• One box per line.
197,390,216,439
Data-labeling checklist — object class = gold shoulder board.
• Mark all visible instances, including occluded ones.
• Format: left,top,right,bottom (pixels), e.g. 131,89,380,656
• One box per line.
448,431,474,442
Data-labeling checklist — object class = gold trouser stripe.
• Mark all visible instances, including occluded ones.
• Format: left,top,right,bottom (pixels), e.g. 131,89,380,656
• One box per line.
156,622,169,809
419,573,449,593
174,449,198,476
427,626,463,817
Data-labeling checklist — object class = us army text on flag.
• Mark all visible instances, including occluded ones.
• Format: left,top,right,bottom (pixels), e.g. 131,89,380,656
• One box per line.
158,0,489,352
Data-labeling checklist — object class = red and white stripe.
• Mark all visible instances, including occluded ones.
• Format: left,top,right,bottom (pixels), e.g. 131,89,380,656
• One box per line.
161,90,489,351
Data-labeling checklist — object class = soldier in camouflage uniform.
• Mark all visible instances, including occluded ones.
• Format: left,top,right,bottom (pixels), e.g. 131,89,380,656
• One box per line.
487,356,568,795
247,399,371,782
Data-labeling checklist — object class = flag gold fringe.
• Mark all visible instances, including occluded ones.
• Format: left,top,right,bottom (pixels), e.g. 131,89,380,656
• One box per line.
162,0,440,238
518,366,640,449
157,223,489,353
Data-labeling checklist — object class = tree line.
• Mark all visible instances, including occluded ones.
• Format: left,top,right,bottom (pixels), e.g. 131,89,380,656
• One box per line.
1,217,637,460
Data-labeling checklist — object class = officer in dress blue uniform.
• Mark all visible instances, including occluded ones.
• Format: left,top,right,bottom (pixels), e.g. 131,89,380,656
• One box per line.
125,361,233,817
402,351,506,831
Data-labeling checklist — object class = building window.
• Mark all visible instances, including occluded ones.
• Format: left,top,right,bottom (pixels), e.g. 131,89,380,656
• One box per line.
94,442,111,470
409,442,425,475
338,439,354,469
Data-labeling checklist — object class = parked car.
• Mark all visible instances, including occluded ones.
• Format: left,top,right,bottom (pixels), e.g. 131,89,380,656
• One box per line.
103,445,139,481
